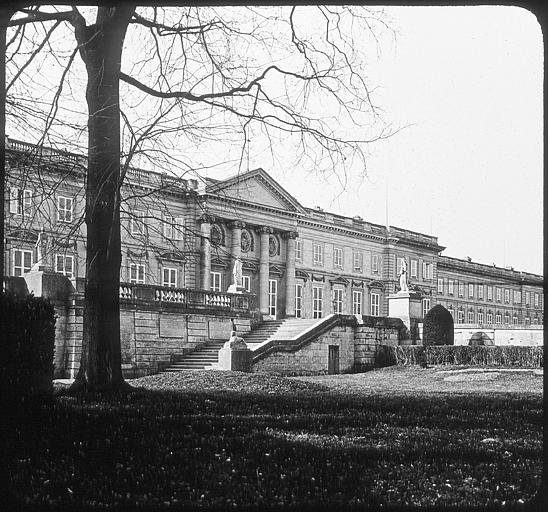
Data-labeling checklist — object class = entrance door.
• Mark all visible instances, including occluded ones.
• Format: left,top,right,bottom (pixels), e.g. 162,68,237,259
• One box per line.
268,279,278,318
328,345,340,375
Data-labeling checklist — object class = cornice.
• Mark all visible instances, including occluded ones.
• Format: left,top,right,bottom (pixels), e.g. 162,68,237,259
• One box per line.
201,193,302,219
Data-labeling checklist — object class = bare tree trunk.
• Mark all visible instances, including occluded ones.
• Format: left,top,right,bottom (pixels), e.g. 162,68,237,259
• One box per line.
71,7,134,392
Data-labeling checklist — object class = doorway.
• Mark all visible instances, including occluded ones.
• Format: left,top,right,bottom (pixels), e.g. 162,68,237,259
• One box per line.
328,345,340,375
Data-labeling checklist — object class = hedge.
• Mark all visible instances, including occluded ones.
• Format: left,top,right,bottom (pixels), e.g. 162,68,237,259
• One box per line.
0,292,56,403
379,344,543,368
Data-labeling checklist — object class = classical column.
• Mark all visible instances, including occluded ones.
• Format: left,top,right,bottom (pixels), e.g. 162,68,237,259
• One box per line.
228,220,244,265
257,226,272,315
199,215,213,290
283,231,298,317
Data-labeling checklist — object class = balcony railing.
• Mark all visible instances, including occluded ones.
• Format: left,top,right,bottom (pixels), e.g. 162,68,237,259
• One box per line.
119,282,254,311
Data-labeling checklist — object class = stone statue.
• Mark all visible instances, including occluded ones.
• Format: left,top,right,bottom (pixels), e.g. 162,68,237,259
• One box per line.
398,258,409,292
233,257,243,288
32,228,46,270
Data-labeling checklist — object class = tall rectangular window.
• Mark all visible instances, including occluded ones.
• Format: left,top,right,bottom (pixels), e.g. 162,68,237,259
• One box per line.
333,247,343,269
457,310,464,324
242,275,251,293
478,311,484,324
525,291,530,305
55,254,74,278
478,285,484,300
352,250,362,271
10,188,32,215
534,293,539,307
313,243,323,266
370,292,380,317
312,286,323,319
57,196,73,222
163,215,183,240
458,282,464,297
467,310,474,323
332,288,343,314
131,210,145,235
512,316,518,325
13,249,33,276
468,283,474,298
495,313,502,325
422,298,431,318
504,289,510,304
514,291,521,304
352,290,362,315
422,262,432,280
162,267,177,288
410,260,418,278
295,283,303,318
437,278,444,294
295,240,303,261
504,313,510,324
487,286,493,301
130,263,145,284
496,288,502,302
487,312,493,324
210,271,222,292
448,279,454,295
371,254,379,273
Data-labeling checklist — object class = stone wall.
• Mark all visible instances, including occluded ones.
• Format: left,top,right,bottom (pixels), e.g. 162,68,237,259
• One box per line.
453,326,543,347
354,320,401,371
251,325,355,376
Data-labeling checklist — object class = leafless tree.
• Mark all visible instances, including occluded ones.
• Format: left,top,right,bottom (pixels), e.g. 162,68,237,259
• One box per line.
3,5,395,392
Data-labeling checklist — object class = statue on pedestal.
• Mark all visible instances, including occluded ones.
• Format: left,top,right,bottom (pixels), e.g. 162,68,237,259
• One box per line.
398,258,409,293
31,228,47,271
227,257,243,293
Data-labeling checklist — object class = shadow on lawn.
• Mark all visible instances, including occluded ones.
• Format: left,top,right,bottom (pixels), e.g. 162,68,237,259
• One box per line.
2,385,544,512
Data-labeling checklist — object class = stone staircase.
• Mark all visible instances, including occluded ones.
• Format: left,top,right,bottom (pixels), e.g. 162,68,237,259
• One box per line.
160,318,321,372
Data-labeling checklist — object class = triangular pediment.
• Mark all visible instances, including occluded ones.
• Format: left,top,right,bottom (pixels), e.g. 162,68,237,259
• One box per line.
206,168,305,214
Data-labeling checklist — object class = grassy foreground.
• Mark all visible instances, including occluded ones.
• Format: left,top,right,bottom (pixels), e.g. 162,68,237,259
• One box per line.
3,367,543,511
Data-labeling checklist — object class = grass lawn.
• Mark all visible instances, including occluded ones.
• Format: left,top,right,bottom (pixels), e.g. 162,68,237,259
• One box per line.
3,367,543,511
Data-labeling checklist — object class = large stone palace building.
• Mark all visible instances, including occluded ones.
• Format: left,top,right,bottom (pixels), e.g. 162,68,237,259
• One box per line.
5,138,544,329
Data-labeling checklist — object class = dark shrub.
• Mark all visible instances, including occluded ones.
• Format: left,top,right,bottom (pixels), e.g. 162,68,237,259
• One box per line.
0,292,56,404
423,305,454,346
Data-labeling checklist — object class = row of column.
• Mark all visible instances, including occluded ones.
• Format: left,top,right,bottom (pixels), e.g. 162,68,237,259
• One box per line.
199,215,297,317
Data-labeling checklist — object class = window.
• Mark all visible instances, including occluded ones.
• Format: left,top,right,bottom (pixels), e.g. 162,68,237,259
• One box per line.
55,254,74,278
487,312,493,324
422,298,431,318
504,313,510,324
269,280,277,317
478,311,484,324
525,291,530,305
210,271,222,291
467,310,474,323
129,263,145,284
534,293,539,307
295,240,303,261
242,275,251,293
525,317,530,325
162,267,177,288
10,188,32,215
496,288,502,302
333,288,344,314
164,215,184,241
13,249,33,276
370,292,380,317
333,247,343,269
131,210,145,235
57,196,73,222
422,262,432,280
352,290,362,315
457,310,464,324
487,286,493,301
504,289,510,304
410,260,418,278
468,283,474,298
313,243,323,266
295,283,303,318
478,285,484,300
437,278,444,294
495,313,502,325
512,316,518,325
458,282,464,297
448,279,454,295
352,250,362,271
312,286,323,319
513,291,521,304
371,254,379,273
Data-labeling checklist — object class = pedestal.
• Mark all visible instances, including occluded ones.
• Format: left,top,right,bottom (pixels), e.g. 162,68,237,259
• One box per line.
23,268,72,301
387,291,422,335
217,332,252,372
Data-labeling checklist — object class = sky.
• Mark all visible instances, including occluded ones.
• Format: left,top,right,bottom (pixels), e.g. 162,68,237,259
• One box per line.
239,5,543,275
6,5,543,275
